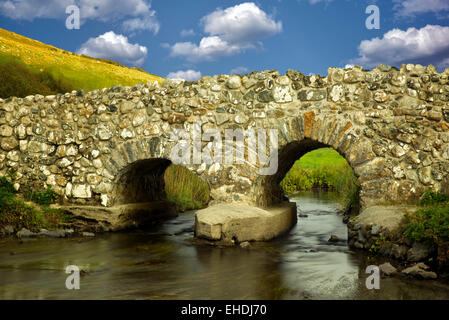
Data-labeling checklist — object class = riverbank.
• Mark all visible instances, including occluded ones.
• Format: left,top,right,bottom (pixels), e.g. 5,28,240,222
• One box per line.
0,164,209,238
346,192,449,279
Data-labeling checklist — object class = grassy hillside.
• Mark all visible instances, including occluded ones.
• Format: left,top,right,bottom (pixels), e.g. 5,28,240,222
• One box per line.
0,28,163,98
281,148,360,211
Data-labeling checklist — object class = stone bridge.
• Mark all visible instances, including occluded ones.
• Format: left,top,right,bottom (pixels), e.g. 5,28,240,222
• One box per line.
1,64,449,216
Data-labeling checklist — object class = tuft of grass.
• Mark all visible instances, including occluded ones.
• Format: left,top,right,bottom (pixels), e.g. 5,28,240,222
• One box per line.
164,164,210,212
405,190,449,265
280,148,360,211
24,187,59,206
420,190,449,206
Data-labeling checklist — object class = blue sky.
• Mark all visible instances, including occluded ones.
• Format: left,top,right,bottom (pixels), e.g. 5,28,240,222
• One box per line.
1,0,448,80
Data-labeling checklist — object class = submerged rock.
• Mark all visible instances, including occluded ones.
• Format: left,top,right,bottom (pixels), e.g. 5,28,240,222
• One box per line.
16,228,36,238
38,229,67,238
82,232,95,237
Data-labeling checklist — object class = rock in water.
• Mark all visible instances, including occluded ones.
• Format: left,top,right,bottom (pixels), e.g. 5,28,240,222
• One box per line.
379,262,398,276
82,232,95,237
240,241,250,248
16,228,36,238
328,235,339,243
401,263,437,279
195,203,297,244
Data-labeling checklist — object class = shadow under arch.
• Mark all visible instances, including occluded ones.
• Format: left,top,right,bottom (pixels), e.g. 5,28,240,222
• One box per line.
111,156,211,213
113,158,172,205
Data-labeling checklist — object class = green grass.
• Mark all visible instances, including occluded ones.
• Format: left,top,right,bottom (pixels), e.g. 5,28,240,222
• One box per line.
296,147,350,169
0,54,73,98
0,27,163,98
0,174,70,231
164,164,210,212
405,190,449,265
280,148,360,211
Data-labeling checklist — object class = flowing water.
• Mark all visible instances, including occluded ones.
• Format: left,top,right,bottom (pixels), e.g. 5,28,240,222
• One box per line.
1,191,449,300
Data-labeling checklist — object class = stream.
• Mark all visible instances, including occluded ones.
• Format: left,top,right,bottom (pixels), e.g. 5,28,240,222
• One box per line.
1,191,449,299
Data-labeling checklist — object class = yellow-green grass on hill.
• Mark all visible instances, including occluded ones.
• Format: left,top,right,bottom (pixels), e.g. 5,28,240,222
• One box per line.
0,27,163,98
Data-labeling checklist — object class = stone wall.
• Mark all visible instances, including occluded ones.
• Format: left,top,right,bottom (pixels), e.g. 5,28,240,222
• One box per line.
0,64,448,209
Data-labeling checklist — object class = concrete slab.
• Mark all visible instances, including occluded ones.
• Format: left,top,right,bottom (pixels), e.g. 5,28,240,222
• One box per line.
195,201,297,243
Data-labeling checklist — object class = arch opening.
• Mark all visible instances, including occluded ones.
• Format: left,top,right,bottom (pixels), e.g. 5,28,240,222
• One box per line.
113,159,210,213
114,158,171,205
258,139,360,212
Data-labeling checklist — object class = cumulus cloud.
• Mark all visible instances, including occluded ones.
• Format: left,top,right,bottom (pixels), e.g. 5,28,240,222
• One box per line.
201,2,282,44
168,2,282,62
0,0,72,20
180,29,195,37
0,0,160,34
394,0,449,18
351,25,449,71
77,31,147,67
230,66,249,74
121,12,160,34
170,37,242,62
167,70,202,81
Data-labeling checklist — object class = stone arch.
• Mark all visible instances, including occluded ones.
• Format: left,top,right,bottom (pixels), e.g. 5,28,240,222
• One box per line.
252,115,386,209
101,137,213,209
99,136,176,207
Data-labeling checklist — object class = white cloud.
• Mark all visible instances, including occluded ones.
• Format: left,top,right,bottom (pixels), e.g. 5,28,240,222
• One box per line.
121,12,160,35
180,29,195,37
170,36,242,62
0,0,72,20
77,31,147,67
167,70,202,81
168,2,282,62
0,0,160,34
201,2,282,44
230,66,249,74
351,25,449,71
306,0,333,4
394,0,449,17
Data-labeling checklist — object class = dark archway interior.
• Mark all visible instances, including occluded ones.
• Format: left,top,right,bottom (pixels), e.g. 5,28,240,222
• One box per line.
114,158,172,205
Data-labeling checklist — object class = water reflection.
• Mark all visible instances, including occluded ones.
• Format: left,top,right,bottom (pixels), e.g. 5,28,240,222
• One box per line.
1,190,449,299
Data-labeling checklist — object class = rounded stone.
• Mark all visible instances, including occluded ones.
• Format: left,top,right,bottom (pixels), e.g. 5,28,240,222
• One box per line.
0,125,13,137
226,76,242,89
